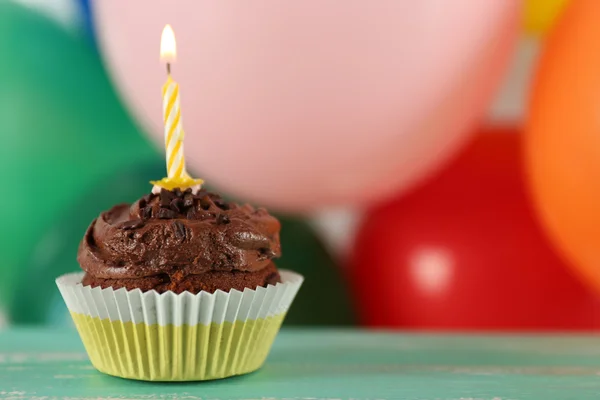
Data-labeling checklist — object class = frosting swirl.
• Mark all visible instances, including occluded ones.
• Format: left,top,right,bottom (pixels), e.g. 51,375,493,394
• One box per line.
78,189,281,281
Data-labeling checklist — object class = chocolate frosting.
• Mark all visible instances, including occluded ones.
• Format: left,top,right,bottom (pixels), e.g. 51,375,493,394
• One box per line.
78,189,281,281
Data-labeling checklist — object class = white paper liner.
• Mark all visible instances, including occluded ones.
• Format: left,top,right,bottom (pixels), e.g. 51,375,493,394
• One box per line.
55,269,303,381
56,270,303,326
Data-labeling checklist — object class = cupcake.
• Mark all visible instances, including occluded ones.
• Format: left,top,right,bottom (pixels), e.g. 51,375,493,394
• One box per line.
57,187,303,381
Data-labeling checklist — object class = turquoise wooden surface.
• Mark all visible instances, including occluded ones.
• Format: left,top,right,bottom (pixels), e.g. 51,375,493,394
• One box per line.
2,329,600,399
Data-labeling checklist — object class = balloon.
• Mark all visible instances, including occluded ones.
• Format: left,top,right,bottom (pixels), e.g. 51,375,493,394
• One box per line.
526,1,600,294
349,127,600,330
93,1,519,212
276,217,355,326
9,162,165,325
0,3,158,307
523,0,569,35
11,165,355,326
10,0,82,31
77,0,97,47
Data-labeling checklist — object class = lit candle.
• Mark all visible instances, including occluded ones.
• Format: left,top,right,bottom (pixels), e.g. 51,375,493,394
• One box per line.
151,24,203,192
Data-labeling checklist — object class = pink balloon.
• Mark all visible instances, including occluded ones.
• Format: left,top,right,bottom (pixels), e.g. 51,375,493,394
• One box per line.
93,1,519,212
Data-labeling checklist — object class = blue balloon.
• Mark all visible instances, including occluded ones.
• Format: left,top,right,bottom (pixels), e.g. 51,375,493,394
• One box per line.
78,0,96,47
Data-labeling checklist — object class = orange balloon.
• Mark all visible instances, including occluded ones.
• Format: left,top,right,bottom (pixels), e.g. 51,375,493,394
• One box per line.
526,0,600,293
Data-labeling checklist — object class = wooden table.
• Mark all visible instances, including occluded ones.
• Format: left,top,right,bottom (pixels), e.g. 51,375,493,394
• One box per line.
2,328,600,400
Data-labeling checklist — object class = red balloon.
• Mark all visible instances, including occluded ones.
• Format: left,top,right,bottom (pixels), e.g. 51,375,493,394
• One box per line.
349,127,600,330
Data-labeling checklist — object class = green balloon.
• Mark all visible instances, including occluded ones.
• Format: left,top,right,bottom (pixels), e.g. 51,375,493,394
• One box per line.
10,162,165,324
0,4,159,306
276,216,356,326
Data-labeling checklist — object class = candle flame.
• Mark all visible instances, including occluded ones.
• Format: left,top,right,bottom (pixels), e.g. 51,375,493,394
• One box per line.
160,24,177,62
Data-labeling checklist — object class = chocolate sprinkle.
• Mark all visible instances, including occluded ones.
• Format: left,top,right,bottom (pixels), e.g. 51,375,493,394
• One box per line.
160,190,174,207
183,193,194,208
216,214,231,225
119,219,145,230
142,206,153,220
170,198,183,213
172,221,186,240
157,208,177,219
139,194,152,209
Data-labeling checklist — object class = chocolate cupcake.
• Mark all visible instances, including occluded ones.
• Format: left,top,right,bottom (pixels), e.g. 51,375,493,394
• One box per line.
56,188,303,381
78,189,282,294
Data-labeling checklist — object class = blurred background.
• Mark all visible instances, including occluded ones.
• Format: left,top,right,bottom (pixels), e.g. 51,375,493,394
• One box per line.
3,0,600,330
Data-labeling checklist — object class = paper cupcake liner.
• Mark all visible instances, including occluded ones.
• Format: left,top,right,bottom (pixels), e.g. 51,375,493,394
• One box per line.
56,270,303,381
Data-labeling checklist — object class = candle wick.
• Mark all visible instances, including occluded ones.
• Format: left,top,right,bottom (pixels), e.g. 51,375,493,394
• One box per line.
166,63,171,75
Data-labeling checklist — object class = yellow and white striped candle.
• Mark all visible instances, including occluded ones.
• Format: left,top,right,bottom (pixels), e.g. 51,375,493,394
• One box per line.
162,75,186,180
151,24,203,192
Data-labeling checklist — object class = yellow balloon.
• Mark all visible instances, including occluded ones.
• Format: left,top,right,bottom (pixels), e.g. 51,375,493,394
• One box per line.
523,0,569,35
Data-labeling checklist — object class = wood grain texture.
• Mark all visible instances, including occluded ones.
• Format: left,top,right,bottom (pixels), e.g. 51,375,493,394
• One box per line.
2,328,600,400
